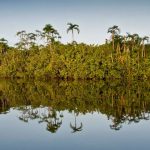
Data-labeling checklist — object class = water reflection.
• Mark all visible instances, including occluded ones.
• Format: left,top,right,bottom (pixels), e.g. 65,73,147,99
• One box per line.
17,106,63,133
0,79,150,132
70,112,83,133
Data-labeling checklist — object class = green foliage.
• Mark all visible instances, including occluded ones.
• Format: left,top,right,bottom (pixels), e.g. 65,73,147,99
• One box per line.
0,25,150,80
1,42,150,80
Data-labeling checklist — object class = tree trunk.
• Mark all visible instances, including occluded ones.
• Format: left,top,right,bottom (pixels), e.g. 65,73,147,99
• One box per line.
142,42,144,58
72,30,74,42
112,33,115,51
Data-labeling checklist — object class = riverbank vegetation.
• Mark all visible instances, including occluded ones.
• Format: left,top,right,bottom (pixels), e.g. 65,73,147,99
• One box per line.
0,24,150,80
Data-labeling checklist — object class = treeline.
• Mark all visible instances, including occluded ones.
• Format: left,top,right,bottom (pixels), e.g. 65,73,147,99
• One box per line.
0,24,150,80
0,79,150,131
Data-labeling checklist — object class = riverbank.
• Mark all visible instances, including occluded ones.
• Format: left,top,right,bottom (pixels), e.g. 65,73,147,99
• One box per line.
0,43,150,80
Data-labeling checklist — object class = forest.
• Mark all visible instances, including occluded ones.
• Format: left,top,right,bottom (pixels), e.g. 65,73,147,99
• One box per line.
0,24,150,80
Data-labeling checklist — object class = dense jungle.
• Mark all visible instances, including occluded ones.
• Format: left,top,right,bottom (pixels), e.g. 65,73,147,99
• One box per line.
0,24,150,80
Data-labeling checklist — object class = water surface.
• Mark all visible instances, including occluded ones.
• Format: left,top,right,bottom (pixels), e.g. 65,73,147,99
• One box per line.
0,79,150,150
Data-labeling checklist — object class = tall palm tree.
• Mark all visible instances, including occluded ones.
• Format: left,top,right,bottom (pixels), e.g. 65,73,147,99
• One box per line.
126,33,142,60
0,38,8,54
67,23,80,43
42,24,59,42
43,24,55,44
108,25,120,51
37,24,61,52
126,33,135,52
132,34,142,70
141,36,149,58
126,33,139,52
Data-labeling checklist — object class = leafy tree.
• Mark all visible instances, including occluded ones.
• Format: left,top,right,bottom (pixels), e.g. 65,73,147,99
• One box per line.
141,36,149,58
0,38,8,54
108,25,120,50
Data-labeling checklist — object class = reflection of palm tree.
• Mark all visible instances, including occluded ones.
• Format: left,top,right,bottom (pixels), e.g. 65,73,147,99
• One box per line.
70,112,83,133
110,124,122,131
110,117,122,131
18,107,63,133
47,120,62,133
39,109,62,133
46,110,62,133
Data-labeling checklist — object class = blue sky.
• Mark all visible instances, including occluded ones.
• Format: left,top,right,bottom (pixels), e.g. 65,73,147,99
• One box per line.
0,0,150,45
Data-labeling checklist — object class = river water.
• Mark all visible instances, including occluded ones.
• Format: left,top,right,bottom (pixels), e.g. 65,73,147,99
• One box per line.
0,79,150,150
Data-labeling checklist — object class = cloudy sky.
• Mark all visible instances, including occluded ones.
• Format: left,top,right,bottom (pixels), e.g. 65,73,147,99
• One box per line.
0,0,149,45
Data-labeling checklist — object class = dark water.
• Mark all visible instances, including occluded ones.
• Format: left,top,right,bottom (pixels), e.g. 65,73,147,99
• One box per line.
0,79,150,150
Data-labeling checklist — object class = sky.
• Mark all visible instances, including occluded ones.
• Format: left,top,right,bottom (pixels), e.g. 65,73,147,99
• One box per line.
0,0,150,45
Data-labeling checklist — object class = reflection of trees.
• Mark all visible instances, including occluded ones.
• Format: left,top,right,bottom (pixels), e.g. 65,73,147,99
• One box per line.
18,107,39,123
0,94,9,114
70,111,83,133
40,108,62,133
18,106,63,133
106,94,150,130
1,79,150,131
